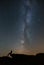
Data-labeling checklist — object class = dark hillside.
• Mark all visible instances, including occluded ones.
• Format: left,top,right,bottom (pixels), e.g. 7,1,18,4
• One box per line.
0,53,44,65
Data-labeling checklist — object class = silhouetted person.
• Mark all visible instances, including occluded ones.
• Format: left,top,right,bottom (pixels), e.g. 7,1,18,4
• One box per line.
7,50,16,58
7,50,12,57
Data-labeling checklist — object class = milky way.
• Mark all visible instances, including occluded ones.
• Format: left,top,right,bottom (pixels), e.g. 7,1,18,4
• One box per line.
16,0,32,53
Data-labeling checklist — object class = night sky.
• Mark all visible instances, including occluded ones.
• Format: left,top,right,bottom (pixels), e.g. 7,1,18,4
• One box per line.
0,0,44,56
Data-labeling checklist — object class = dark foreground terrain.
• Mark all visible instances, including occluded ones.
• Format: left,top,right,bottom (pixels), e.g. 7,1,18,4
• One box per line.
0,53,44,65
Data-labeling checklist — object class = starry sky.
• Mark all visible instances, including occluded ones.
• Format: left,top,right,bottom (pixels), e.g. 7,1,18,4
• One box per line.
0,0,44,56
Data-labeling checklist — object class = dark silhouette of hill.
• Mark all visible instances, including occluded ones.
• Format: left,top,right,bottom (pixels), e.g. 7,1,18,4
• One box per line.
0,53,44,65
